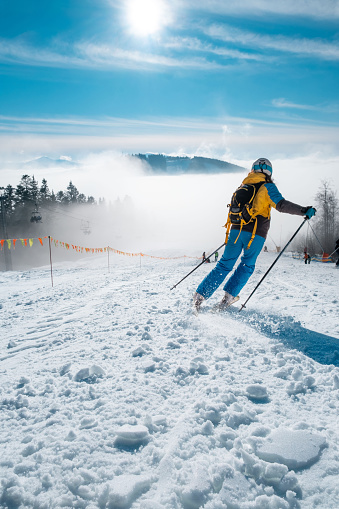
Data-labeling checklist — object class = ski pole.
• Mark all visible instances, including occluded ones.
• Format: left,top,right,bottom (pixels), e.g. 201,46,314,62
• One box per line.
239,218,308,312
170,242,225,291
323,248,338,259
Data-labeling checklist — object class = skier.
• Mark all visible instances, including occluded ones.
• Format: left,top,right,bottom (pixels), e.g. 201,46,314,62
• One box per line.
193,158,316,311
202,251,210,263
215,251,219,263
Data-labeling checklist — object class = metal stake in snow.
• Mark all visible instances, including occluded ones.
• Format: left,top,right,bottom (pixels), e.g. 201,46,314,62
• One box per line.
239,218,308,312
170,243,225,291
48,236,54,288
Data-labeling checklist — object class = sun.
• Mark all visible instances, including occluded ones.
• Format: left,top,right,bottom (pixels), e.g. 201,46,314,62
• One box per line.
126,0,168,36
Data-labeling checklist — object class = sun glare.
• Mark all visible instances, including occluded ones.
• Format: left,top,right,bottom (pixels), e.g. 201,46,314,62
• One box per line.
126,0,167,36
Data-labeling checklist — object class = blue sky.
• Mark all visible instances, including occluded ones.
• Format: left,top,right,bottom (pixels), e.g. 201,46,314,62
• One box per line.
0,0,339,164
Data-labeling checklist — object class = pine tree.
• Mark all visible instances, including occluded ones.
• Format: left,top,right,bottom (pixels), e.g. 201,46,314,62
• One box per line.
31,175,39,204
78,193,87,204
66,181,79,204
15,175,34,206
56,190,66,203
4,185,15,216
40,178,51,203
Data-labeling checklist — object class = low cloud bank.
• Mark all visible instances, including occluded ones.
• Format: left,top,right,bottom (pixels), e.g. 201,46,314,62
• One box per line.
1,151,338,255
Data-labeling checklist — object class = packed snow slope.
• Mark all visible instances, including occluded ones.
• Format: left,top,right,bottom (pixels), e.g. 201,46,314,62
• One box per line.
1,250,338,509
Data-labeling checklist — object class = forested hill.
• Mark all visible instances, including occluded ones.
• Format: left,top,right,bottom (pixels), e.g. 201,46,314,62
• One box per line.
133,154,245,175
1,154,245,175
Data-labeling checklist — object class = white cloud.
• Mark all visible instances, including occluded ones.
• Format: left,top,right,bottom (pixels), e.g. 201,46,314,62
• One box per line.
0,114,229,135
272,98,339,114
204,24,339,61
0,114,339,170
78,42,224,70
272,98,319,111
163,36,267,62
0,38,84,68
0,37,226,71
179,0,339,20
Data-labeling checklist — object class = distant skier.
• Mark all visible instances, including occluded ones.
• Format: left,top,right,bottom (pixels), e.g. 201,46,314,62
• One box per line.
202,251,210,263
215,251,219,263
193,158,316,311
304,252,311,264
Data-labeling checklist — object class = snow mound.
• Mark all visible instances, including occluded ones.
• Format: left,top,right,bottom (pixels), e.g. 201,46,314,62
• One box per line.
245,384,269,401
114,424,150,447
180,464,212,508
143,359,156,372
73,364,105,383
189,357,209,375
255,428,327,470
104,474,153,508
132,346,146,357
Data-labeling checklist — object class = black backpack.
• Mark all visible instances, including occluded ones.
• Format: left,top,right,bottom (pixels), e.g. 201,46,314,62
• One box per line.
228,182,264,225
224,181,265,248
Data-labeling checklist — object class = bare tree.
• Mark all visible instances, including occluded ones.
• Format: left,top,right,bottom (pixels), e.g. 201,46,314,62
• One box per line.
314,180,339,253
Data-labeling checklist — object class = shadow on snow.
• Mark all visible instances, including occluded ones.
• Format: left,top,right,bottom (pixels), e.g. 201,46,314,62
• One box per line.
228,308,339,367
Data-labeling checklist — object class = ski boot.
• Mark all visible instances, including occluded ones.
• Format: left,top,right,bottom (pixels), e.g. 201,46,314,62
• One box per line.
218,291,239,311
193,292,205,313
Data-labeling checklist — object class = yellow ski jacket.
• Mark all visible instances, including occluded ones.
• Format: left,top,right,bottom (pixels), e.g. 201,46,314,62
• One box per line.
230,172,304,240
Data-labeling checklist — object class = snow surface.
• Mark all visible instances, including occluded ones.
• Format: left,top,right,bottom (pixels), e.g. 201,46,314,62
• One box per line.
0,251,339,509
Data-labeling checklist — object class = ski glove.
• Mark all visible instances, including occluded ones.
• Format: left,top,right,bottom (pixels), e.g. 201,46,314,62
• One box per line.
301,206,316,219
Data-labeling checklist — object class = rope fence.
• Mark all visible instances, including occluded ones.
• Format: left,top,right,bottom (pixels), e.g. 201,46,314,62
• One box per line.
1,235,202,286
0,235,201,260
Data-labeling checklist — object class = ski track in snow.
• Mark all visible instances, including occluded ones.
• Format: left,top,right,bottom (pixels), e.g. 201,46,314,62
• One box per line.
0,252,338,509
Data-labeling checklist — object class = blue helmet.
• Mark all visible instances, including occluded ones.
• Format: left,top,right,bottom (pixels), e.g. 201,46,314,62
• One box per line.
252,158,272,176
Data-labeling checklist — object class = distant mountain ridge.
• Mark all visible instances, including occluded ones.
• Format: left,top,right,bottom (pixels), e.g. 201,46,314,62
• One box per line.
0,156,79,171
133,154,245,175
1,154,246,175
23,156,79,169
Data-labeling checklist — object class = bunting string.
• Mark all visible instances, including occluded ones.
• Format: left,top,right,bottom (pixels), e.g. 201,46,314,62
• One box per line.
0,236,201,260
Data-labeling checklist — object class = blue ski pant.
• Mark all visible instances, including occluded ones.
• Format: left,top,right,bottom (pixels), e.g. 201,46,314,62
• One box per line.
196,230,265,299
